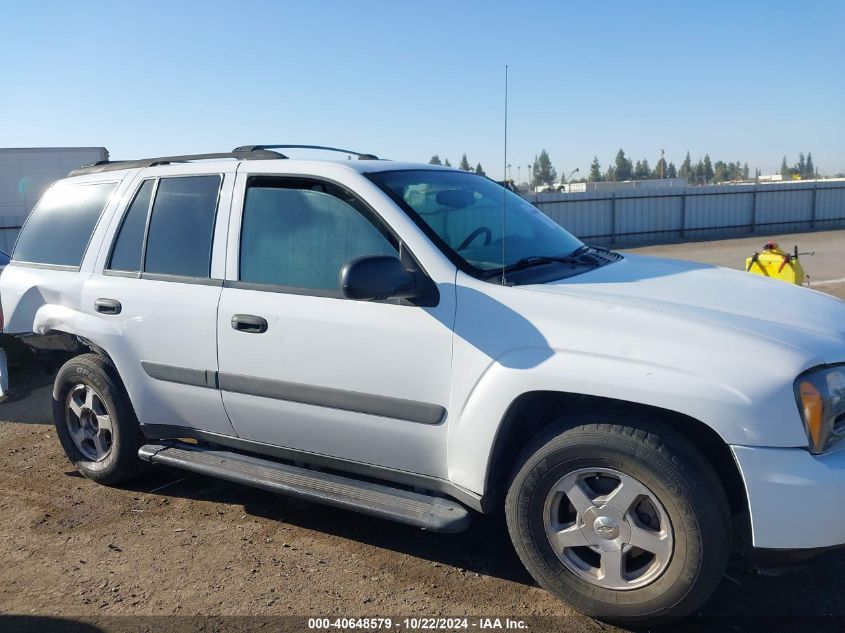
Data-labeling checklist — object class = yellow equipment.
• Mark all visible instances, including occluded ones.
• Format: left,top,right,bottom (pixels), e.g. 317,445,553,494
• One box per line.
745,241,807,285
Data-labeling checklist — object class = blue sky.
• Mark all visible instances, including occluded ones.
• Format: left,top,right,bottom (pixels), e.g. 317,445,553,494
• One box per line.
1,0,843,180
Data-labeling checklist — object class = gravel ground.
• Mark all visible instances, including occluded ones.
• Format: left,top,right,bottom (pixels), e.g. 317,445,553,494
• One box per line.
2,230,845,633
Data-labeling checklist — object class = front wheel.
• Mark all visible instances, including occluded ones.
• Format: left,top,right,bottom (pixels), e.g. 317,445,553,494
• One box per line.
505,418,731,626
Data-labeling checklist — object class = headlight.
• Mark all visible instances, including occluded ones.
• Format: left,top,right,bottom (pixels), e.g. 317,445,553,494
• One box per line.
795,364,845,454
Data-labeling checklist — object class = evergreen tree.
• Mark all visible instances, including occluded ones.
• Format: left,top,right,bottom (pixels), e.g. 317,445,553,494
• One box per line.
634,158,651,180
679,151,693,183
588,156,603,182
666,162,678,178
604,166,616,182
713,161,729,183
694,160,705,185
727,162,740,181
653,157,668,179
703,154,714,184
780,156,790,178
742,163,750,180
797,152,806,176
474,163,485,176
459,154,471,171
428,155,442,165
533,149,557,186
805,153,815,177
444,158,452,167
614,149,633,181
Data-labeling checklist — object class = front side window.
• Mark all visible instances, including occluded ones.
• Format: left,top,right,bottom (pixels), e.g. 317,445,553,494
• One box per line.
239,178,397,292
368,170,585,277
143,175,220,277
13,181,117,267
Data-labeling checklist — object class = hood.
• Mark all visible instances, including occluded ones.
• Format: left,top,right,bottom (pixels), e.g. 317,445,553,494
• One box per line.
524,253,845,364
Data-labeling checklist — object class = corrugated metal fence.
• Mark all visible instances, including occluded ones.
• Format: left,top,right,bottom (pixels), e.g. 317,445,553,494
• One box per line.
530,180,845,246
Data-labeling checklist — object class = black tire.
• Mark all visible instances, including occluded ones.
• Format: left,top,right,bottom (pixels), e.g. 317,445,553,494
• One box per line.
505,415,731,626
52,353,144,485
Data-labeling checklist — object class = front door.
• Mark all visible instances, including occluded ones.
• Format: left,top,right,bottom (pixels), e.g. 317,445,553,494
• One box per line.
216,174,455,477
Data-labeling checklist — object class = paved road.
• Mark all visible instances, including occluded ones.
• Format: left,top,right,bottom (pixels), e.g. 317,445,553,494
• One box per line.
625,228,845,300
2,229,844,633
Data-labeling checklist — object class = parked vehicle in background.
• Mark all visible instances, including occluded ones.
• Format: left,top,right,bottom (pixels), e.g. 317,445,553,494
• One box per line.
1,145,844,626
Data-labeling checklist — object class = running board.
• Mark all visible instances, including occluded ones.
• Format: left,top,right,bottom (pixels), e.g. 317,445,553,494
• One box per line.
138,443,470,533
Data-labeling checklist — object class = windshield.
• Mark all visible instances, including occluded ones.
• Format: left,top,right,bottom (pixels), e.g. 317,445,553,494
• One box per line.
369,170,584,276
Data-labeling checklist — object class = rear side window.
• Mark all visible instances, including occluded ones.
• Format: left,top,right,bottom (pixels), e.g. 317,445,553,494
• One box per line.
13,181,116,267
142,176,220,277
108,179,154,272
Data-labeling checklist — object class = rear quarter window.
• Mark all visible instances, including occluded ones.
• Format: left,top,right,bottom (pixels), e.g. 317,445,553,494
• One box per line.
13,181,117,267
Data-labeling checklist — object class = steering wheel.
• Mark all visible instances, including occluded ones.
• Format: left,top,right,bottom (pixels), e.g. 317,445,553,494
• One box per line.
457,226,493,251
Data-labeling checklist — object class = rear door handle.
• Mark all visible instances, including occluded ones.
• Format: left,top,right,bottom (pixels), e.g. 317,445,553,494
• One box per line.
95,298,122,315
231,314,268,334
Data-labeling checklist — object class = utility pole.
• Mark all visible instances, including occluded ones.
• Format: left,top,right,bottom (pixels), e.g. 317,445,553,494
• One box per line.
517,165,521,187
527,164,532,193
659,148,665,179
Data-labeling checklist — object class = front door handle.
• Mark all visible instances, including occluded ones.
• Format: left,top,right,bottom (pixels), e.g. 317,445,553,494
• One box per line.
231,314,268,334
95,298,122,315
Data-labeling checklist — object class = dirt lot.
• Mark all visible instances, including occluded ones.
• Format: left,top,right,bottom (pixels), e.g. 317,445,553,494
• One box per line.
2,230,845,633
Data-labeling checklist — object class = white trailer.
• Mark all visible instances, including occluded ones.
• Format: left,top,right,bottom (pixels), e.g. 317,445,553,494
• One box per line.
0,147,108,252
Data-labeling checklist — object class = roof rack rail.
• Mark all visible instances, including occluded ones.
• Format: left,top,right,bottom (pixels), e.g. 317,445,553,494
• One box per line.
233,145,379,160
68,149,287,177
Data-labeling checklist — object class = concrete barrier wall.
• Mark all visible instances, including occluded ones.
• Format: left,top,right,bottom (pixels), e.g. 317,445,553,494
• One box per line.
530,180,845,246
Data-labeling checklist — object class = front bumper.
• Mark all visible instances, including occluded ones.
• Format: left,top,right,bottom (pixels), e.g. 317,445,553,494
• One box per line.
732,444,845,549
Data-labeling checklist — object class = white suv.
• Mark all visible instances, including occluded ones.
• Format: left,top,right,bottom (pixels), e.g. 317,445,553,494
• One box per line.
1,146,844,625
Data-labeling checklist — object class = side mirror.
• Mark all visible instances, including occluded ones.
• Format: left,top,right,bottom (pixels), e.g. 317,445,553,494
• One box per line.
340,255,419,301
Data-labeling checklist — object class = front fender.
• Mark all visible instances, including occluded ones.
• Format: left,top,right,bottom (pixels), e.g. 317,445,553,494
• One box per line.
446,347,808,495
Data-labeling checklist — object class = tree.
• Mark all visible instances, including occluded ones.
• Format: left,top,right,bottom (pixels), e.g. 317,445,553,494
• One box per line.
532,149,557,186
780,156,790,179
727,161,740,181
805,152,815,177
679,151,693,183
666,162,678,178
444,158,452,167
613,149,633,181
742,163,750,180
588,156,603,182
694,159,705,185
428,155,442,165
604,166,616,182
703,154,714,184
459,154,471,171
653,157,668,179
797,152,806,176
634,158,651,180
474,163,485,176
713,161,729,183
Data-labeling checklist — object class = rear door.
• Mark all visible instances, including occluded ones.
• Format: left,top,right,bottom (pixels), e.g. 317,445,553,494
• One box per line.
84,164,236,436
215,170,456,477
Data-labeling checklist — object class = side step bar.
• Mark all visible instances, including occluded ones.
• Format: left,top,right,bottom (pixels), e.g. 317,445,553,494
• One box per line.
138,443,470,533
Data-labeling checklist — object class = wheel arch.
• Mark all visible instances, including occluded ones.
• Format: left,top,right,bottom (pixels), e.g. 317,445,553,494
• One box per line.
482,391,747,523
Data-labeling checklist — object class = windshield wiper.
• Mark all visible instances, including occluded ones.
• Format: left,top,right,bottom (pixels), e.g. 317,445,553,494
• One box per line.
496,246,600,275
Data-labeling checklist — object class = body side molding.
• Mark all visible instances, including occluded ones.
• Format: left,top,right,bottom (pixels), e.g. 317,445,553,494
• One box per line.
140,362,446,425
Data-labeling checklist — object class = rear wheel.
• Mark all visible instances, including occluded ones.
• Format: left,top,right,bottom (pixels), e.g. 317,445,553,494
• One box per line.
505,417,731,626
53,353,144,485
